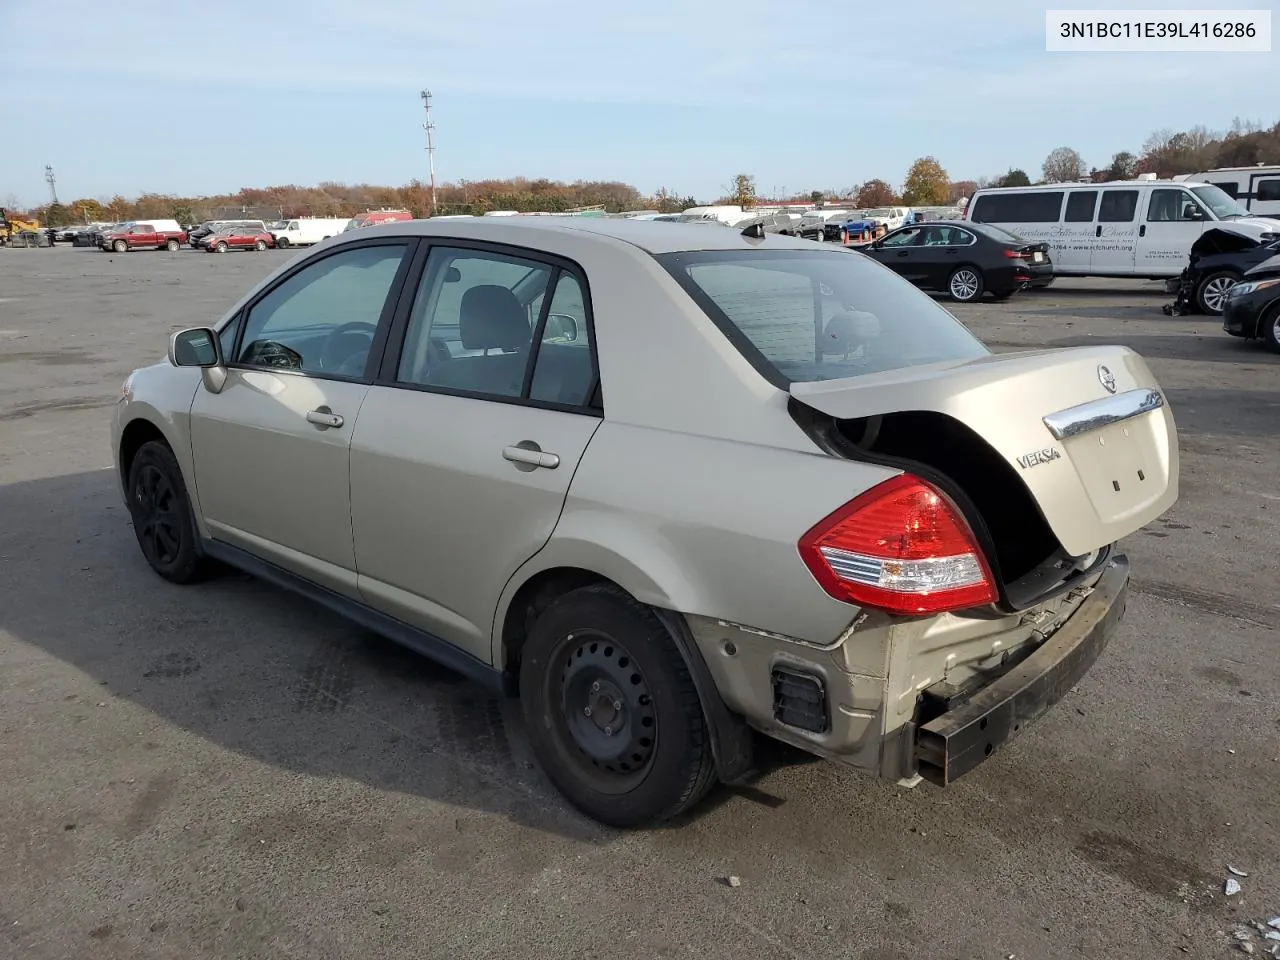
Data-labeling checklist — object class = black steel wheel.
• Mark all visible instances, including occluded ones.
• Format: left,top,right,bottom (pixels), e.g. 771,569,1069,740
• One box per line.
557,632,657,788
126,440,206,584
520,584,716,827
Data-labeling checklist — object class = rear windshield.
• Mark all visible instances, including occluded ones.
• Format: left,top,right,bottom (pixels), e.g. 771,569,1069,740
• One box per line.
971,223,1028,244
655,249,988,385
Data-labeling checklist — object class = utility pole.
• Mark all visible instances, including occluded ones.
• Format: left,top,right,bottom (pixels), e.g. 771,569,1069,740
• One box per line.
420,90,437,215
45,165,58,205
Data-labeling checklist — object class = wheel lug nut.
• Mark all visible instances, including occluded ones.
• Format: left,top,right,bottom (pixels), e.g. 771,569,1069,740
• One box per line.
584,707,592,717
591,681,600,693
613,700,622,711
604,725,612,735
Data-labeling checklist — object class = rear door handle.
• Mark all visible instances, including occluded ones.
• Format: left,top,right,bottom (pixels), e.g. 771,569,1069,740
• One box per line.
1139,224,1147,237
1095,225,1103,237
503,445,560,469
306,409,344,428
896,251,909,257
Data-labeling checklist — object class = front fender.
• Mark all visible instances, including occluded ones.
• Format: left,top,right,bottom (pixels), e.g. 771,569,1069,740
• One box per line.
114,362,204,533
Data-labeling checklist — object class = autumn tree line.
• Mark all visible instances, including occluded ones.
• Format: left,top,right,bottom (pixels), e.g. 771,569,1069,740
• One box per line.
16,117,1279,227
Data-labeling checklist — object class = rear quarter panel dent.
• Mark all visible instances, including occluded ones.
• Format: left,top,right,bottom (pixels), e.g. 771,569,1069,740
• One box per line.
493,421,902,672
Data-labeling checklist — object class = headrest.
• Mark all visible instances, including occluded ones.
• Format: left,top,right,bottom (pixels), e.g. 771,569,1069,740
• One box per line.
821,309,880,355
459,285,530,351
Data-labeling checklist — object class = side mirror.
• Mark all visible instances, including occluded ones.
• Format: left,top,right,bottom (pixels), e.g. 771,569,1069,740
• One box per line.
169,327,222,367
544,313,579,342
170,327,229,394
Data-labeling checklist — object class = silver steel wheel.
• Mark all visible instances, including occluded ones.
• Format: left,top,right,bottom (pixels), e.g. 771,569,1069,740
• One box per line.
1272,313,1280,346
950,268,980,301
1201,274,1236,314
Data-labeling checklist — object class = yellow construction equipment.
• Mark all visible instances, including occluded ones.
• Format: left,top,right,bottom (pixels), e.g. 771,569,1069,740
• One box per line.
0,208,42,246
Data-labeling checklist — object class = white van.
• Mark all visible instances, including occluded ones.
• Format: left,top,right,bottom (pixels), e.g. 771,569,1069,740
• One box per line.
1174,166,1280,219
963,178,1280,279
269,217,351,248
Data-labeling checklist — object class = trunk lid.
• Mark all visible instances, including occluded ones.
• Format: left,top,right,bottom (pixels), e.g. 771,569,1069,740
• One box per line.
790,345,1178,557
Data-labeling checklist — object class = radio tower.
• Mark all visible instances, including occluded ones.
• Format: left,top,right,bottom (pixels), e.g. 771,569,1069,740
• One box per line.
420,90,438,215
45,165,59,205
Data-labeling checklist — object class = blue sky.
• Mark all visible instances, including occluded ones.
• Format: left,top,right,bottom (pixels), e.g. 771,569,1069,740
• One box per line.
1,0,1276,206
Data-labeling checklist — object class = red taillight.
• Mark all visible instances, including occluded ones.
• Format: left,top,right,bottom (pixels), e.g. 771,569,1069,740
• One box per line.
797,474,997,616
1003,248,1026,259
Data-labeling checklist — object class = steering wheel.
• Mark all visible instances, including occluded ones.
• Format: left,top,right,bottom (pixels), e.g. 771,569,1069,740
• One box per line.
320,321,378,375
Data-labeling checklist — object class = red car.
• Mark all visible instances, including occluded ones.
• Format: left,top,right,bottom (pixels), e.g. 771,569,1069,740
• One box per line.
343,209,413,232
206,228,275,253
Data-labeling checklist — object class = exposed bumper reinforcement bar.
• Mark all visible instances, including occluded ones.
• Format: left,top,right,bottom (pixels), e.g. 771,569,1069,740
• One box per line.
915,554,1130,787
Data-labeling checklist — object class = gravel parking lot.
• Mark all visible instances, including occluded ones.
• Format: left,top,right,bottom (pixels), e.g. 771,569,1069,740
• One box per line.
2,244,1278,960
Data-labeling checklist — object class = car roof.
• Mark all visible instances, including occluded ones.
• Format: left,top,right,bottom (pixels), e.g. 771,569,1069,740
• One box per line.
350,215,821,254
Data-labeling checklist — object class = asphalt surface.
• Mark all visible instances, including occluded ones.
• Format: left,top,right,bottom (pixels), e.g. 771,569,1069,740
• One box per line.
1,244,1277,960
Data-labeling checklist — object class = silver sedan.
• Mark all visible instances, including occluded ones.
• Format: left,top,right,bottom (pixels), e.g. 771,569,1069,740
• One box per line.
111,217,1179,826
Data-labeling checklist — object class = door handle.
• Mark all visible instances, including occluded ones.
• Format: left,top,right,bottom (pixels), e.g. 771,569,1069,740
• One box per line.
306,409,344,428
503,445,560,469
1139,224,1147,237
1095,225,1102,237
896,251,909,257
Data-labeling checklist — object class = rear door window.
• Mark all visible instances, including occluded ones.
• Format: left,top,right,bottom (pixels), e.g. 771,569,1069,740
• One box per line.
396,247,553,398
1098,190,1139,222
657,249,987,386
1064,191,1097,222
922,226,975,246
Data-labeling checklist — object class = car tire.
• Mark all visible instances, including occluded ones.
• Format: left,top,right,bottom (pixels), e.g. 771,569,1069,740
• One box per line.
216,241,228,253
276,237,290,248
254,239,267,251
125,440,207,584
113,239,127,253
165,238,179,252
519,583,717,828
1263,304,1280,355
1195,270,1239,316
948,266,984,302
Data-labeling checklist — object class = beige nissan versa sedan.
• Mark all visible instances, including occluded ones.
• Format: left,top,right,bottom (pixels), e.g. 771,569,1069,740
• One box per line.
111,217,1179,827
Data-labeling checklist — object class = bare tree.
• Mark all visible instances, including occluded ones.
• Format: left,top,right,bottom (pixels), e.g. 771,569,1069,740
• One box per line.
1042,147,1087,183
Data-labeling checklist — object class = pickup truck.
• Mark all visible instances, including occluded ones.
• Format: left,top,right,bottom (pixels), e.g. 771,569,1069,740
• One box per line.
100,220,188,252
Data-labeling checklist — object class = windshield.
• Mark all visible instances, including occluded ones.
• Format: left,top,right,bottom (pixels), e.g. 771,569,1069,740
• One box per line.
1190,184,1248,219
656,249,989,385
865,208,890,217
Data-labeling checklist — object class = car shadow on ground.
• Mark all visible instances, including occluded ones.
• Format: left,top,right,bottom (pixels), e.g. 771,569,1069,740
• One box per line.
0,468,817,842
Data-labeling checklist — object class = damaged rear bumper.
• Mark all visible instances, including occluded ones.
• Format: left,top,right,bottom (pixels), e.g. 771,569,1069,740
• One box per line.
914,554,1130,786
